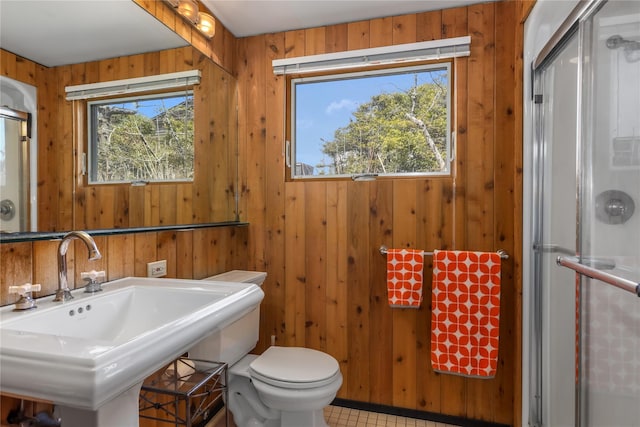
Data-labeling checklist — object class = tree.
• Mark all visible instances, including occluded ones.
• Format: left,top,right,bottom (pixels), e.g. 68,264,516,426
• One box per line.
320,73,448,175
94,98,194,182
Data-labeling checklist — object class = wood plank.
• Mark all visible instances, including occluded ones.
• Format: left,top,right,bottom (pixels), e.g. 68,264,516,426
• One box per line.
134,232,158,277
0,242,33,305
441,5,469,419
304,27,326,55
304,181,327,351
325,181,349,398
325,23,348,53
176,183,194,225
192,227,210,279
368,180,394,405
158,185,177,226
107,234,136,281
415,179,455,413
176,229,194,279
345,181,370,401
284,181,306,347
494,2,520,425
370,18,393,48
244,35,267,268
417,10,443,41
391,180,418,409
157,231,178,278
36,64,59,231
511,3,528,426
392,14,417,44
32,240,59,296
260,31,287,352
56,65,74,231
347,21,370,50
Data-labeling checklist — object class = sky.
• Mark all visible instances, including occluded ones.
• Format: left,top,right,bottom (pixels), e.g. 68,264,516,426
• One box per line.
294,68,447,173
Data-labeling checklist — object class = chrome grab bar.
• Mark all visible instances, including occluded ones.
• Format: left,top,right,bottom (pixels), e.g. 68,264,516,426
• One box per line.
556,256,640,297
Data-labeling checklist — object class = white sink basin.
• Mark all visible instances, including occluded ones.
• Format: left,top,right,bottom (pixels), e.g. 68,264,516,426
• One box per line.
0,277,264,413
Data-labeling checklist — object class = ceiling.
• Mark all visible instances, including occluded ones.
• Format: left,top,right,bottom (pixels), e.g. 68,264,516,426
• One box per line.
0,1,187,67
0,0,487,68
202,0,489,38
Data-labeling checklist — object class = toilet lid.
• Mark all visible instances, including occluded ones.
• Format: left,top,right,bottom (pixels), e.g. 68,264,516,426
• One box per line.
249,346,340,387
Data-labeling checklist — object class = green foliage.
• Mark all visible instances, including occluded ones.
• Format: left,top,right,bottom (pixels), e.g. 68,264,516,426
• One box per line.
320,73,448,175
94,98,194,182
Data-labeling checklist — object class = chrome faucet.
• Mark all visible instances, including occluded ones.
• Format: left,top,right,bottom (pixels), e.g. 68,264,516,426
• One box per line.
55,231,102,302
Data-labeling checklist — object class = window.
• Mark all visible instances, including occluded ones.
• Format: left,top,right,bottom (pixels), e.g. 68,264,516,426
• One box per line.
87,91,194,184
288,63,452,179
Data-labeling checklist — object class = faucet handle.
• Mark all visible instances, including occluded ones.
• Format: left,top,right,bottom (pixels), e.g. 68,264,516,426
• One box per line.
81,270,106,282
8,283,42,296
82,270,106,293
9,283,41,310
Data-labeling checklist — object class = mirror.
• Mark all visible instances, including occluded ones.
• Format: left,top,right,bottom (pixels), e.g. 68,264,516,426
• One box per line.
0,2,239,239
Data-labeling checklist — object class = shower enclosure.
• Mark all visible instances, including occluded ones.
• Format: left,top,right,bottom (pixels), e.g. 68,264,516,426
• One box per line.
525,1,640,426
0,106,31,232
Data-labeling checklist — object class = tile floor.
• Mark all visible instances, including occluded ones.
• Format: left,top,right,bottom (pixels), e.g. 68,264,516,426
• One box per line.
324,406,461,427
207,405,461,427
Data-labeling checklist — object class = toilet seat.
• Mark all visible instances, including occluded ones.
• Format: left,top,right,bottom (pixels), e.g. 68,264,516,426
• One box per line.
249,346,340,389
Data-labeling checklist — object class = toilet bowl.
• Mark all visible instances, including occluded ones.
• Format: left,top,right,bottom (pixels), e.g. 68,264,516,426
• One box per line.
229,346,342,427
194,270,343,427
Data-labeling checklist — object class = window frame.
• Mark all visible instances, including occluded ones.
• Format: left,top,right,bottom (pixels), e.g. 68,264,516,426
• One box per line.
86,89,195,185
285,60,455,181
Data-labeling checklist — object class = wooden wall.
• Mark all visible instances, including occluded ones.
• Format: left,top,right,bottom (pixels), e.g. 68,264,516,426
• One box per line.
0,227,248,306
236,2,525,425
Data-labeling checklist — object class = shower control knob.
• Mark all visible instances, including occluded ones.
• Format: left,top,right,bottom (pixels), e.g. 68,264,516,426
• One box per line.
605,199,626,217
595,190,635,225
0,199,15,221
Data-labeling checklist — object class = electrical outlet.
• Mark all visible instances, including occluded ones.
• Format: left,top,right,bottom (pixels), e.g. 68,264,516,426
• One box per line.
147,260,167,278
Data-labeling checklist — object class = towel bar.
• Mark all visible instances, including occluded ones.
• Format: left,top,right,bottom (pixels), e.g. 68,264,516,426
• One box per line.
378,245,509,260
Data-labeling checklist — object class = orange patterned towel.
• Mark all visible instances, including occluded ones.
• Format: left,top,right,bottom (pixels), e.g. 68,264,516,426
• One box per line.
431,250,502,378
386,249,424,308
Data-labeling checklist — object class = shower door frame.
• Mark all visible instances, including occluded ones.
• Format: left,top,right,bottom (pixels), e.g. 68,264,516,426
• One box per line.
0,105,31,232
528,0,640,426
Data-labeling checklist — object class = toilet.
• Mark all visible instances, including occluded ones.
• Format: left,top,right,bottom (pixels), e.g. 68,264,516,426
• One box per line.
192,270,343,427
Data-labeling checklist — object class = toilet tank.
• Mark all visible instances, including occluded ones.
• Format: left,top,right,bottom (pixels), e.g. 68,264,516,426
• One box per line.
188,271,267,366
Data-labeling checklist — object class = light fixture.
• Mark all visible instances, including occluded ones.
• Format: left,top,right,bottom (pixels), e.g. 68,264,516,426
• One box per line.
163,0,215,39
196,12,216,39
177,0,198,24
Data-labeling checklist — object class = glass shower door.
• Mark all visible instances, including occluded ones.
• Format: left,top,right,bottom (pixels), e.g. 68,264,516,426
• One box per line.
0,106,30,232
532,1,640,426
578,2,640,425
532,30,580,427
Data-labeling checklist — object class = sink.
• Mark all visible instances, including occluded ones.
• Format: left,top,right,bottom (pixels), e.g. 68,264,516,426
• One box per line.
0,277,264,425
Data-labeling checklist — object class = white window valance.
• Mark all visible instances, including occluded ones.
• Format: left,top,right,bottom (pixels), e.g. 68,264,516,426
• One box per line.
272,36,470,75
65,70,201,101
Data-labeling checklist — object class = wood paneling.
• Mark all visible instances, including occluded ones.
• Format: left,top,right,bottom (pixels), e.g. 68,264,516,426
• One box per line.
236,2,525,425
0,226,248,306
